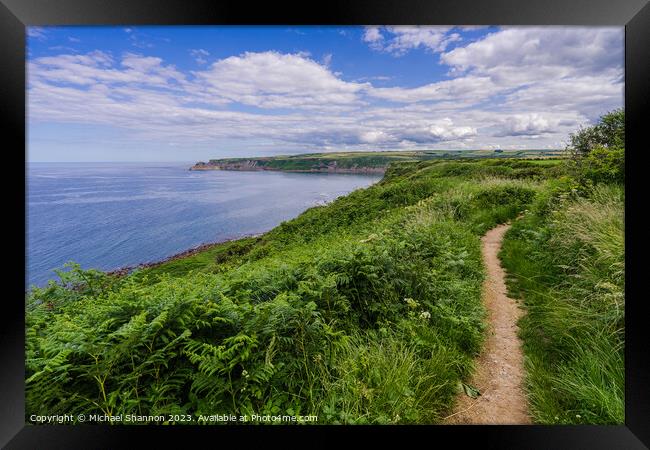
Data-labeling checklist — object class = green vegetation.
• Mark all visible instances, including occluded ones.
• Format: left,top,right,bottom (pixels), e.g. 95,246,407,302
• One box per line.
567,108,624,156
26,112,623,425
566,109,625,184
193,149,567,172
26,157,557,424
500,109,625,424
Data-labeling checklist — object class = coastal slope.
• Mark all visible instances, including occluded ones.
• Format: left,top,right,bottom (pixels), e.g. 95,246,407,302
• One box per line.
190,149,566,173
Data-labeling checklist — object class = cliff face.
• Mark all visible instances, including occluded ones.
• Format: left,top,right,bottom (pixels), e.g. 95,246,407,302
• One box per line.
190,160,260,171
190,160,386,174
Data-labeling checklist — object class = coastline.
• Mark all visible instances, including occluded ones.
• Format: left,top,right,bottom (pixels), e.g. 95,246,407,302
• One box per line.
105,232,263,278
189,164,387,174
103,181,372,279
28,168,385,289
103,189,367,278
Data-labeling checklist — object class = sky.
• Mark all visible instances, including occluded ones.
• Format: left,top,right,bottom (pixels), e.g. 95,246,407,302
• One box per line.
27,25,624,162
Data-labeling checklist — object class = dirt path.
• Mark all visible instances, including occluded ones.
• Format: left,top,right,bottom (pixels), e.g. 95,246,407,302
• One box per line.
444,223,531,424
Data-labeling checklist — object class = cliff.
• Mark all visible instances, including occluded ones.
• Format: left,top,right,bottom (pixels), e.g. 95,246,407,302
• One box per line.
190,159,387,174
190,150,566,173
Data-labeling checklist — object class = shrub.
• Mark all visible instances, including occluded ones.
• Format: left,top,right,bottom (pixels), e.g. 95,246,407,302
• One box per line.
568,109,624,156
579,145,624,184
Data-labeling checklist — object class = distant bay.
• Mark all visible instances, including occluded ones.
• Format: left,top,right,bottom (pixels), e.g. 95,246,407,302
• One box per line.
26,162,381,288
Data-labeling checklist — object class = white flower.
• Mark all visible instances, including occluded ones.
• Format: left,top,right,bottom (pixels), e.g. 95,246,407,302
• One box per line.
419,311,431,320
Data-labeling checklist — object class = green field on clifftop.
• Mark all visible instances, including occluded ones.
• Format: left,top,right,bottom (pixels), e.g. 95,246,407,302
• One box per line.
193,149,567,172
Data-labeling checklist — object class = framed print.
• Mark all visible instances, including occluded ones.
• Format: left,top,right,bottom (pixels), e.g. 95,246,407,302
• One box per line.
2,0,649,447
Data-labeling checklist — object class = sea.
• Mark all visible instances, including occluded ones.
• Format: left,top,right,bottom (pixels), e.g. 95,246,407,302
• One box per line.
26,162,382,288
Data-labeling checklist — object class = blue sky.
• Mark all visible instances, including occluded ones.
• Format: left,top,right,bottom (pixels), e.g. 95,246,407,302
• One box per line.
27,26,624,162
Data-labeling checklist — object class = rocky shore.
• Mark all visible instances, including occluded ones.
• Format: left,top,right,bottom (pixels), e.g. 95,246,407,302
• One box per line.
105,233,261,277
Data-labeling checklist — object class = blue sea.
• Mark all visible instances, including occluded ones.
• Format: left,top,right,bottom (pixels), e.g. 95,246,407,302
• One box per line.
26,162,381,288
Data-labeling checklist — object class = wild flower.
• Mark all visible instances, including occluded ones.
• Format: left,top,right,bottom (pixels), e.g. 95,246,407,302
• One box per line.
404,297,419,308
419,311,431,320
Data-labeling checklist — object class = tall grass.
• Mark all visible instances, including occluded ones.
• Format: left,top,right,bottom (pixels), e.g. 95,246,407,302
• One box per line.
500,183,624,424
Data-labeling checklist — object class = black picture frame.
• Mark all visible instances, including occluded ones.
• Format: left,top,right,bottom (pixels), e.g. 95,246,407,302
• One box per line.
3,0,649,447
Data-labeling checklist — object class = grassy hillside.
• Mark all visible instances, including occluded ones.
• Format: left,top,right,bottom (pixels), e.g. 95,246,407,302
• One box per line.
25,135,623,425
500,109,624,424
500,183,624,424
192,149,567,172
26,158,561,424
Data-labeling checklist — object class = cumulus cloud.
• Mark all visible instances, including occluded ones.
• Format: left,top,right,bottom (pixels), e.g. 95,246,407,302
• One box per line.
191,51,368,109
441,27,623,76
359,130,389,144
396,119,477,143
494,114,554,137
439,27,624,120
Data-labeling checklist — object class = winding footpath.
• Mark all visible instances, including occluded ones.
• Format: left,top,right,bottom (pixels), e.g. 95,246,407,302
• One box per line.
444,223,531,424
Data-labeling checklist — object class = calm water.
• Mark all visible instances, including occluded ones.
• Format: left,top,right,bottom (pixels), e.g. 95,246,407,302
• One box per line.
26,162,381,288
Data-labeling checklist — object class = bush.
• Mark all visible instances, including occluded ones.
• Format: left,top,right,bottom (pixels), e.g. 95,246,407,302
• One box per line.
568,109,624,156
580,146,624,184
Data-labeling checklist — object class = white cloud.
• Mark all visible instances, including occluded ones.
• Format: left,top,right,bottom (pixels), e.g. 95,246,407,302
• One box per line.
191,51,368,109
442,27,623,76
396,118,477,143
321,53,333,67
126,30,154,49
458,26,491,32
29,51,186,88
384,26,460,55
27,27,48,40
363,26,460,55
362,27,383,43
369,75,496,104
502,75,623,116
494,113,554,137
190,49,210,65
359,130,389,144
439,27,624,121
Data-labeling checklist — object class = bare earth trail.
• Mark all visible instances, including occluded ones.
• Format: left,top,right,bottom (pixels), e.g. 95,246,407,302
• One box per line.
444,223,531,424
